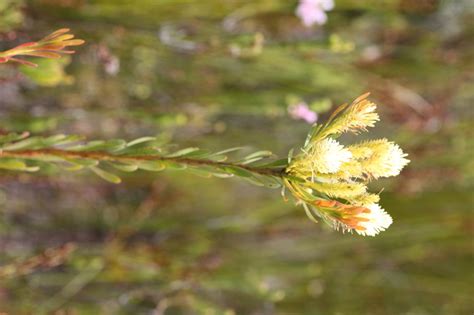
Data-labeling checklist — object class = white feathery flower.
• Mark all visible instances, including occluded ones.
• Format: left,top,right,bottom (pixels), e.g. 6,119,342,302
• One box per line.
380,142,410,177
355,203,393,236
308,138,352,174
363,141,410,178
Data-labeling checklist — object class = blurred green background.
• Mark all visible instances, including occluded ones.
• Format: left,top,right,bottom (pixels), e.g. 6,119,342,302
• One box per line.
0,0,473,314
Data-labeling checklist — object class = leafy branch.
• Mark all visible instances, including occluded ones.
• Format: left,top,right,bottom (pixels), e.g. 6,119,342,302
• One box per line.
0,132,286,187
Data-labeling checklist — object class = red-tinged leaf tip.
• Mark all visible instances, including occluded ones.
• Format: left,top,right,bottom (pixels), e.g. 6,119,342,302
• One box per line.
39,44,66,51
17,42,38,48
56,28,71,33
0,57,8,63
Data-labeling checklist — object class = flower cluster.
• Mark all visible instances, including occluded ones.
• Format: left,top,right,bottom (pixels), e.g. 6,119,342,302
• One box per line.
0,28,84,67
295,0,334,27
285,93,409,236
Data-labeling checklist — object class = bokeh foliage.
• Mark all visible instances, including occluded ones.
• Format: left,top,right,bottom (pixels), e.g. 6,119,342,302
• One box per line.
0,0,473,314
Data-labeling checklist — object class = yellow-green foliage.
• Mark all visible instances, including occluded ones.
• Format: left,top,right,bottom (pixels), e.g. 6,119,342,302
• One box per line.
20,56,72,86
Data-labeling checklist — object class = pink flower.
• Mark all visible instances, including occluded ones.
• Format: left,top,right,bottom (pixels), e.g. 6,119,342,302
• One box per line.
295,0,335,27
288,102,318,124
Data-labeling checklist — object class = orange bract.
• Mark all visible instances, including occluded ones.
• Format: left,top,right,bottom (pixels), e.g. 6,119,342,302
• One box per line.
314,199,371,231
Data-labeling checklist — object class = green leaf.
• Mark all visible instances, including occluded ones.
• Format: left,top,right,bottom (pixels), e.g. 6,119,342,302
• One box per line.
90,166,122,184
116,137,164,154
107,162,138,172
0,159,39,172
221,166,253,178
0,159,28,170
42,134,68,144
165,147,200,158
195,165,235,178
163,161,187,170
0,132,30,145
49,134,84,146
207,155,228,162
212,172,234,178
239,150,273,165
2,137,44,150
68,139,127,152
287,148,294,163
241,157,265,165
137,160,166,171
118,148,161,156
209,147,245,157
179,149,211,158
59,162,84,171
244,150,273,160
126,137,157,147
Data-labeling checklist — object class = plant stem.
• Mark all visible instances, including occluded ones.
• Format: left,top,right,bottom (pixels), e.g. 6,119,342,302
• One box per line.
0,148,286,177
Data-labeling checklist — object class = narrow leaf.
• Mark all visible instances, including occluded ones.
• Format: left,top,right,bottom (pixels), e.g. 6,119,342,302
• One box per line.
137,160,166,171
244,150,273,160
0,132,30,145
165,147,200,158
90,167,121,184
209,147,245,157
0,159,28,170
221,166,253,178
107,162,138,172
126,137,157,147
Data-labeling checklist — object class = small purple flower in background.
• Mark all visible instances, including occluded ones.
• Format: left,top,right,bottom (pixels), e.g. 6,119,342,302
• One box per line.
288,102,318,124
296,0,335,27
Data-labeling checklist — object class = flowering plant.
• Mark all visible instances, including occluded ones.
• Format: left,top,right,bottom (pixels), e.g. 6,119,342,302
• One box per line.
0,28,84,67
0,94,408,236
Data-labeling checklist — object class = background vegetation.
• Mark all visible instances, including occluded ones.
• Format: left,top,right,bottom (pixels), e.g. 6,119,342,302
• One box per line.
0,0,473,314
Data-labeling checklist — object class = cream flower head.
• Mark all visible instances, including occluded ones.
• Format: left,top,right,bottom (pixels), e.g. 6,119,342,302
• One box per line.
306,138,352,174
351,139,410,178
355,203,393,236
